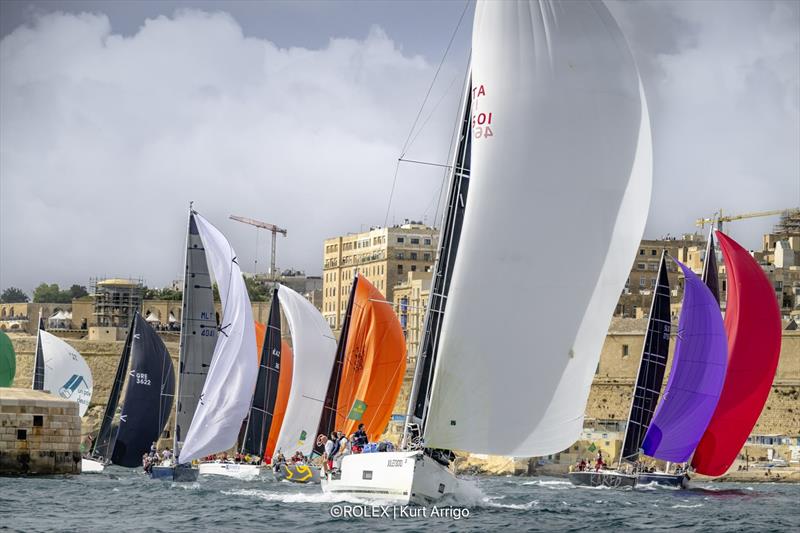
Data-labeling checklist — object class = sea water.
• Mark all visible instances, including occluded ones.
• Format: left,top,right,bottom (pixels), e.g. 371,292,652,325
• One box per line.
1,468,797,531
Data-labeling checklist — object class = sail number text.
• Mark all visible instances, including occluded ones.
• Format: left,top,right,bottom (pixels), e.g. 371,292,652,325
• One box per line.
135,372,152,386
472,84,494,139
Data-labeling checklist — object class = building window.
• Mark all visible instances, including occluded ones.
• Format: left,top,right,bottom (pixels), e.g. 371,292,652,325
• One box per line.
424,238,431,245
651,250,657,256
396,252,404,260
650,263,658,271
33,415,43,427
411,252,418,260
397,265,403,274
622,345,629,358
17,429,26,440
411,238,420,245
424,266,431,273
639,249,645,255
397,237,405,244
637,263,645,270
639,278,646,288
423,253,431,261
651,278,656,288
411,265,417,272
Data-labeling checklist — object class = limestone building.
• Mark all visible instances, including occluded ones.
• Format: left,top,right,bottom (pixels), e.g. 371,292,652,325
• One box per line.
322,222,438,330
392,271,432,365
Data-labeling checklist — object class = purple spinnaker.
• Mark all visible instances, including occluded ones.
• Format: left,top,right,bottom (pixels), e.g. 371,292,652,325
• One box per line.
641,259,728,462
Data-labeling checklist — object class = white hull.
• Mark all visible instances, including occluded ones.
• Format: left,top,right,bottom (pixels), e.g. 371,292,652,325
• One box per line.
321,451,468,505
197,462,262,479
81,458,105,473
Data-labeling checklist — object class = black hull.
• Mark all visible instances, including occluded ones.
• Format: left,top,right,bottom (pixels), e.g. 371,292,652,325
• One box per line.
150,464,198,482
568,471,637,488
568,470,689,489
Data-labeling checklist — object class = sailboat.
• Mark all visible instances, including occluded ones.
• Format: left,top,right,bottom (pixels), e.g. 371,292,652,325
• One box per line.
81,312,175,473
322,0,652,504
32,313,93,417
0,330,15,387
291,274,406,484
691,230,782,476
569,254,728,488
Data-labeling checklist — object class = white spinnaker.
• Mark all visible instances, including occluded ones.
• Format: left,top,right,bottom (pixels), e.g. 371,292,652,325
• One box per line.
424,0,651,455
39,330,93,417
274,284,336,456
178,214,258,464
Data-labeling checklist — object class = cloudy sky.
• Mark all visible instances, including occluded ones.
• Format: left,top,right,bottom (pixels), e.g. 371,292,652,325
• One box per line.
0,0,797,294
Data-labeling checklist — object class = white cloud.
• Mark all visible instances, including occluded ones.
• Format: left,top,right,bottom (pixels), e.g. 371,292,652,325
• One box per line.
0,10,460,291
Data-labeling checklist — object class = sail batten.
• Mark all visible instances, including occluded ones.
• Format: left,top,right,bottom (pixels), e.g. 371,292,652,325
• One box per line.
423,0,651,456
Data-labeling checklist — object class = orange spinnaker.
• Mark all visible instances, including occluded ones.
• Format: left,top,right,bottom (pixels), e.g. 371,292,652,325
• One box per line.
254,321,293,461
336,274,406,442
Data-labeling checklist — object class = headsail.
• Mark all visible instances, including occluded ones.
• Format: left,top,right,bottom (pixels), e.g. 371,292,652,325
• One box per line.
178,213,258,464
37,331,93,416
691,231,782,475
317,274,406,448
641,260,727,462
701,228,720,304
619,251,671,464
91,321,135,461
423,0,651,455
241,289,282,457
274,284,336,457
173,212,217,457
32,314,45,391
264,339,293,460
0,330,16,387
112,313,175,467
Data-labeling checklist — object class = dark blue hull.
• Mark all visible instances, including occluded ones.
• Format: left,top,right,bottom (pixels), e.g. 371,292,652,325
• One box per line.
149,464,198,482
637,472,689,488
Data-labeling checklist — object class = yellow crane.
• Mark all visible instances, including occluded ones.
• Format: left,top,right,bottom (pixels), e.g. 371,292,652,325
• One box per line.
229,215,287,280
695,208,798,232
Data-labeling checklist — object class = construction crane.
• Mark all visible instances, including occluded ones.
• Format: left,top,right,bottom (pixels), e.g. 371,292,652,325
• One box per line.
695,208,797,232
229,215,287,280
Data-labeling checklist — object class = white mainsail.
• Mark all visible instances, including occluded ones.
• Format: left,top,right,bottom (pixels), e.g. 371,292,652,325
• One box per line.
178,214,258,464
273,284,336,457
424,0,652,456
39,330,93,417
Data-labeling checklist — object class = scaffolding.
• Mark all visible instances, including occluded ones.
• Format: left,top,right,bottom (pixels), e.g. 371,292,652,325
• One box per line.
90,277,144,328
773,208,800,237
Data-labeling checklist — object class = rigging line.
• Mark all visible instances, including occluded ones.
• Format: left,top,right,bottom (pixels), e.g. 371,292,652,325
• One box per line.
403,72,460,157
398,158,453,169
399,0,469,159
383,0,470,228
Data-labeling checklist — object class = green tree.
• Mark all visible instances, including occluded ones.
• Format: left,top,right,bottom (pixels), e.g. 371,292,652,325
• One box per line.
69,284,89,299
244,276,269,302
33,283,62,303
0,287,29,303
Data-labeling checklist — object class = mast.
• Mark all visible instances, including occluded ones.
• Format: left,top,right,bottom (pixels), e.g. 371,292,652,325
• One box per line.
91,315,135,461
402,69,472,449
31,309,45,391
313,275,358,456
618,250,671,466
241,287,283,457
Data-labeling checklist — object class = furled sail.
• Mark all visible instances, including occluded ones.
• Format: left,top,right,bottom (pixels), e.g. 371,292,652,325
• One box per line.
173,212,217,458
242,290,282,457
641,260,728,462
701,228,720,304
318,275,406,446
0,330,16,387
112,313,175,467
620,251,671,464
36,330,93,416
691,231,782,475
424,0,652,455
91,321,135,462
178,213,258,464
273,284,336,457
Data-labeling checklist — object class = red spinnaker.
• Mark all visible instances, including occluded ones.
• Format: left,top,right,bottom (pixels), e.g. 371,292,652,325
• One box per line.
691,231,781,476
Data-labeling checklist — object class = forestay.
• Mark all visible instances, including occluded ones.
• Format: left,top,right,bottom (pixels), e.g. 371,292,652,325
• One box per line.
424,0,652,455
178,214,258,464
274,284,336,457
